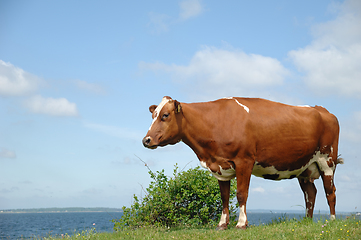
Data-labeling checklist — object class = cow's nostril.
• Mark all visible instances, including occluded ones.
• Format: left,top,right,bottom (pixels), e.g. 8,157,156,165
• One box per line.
142,137,151,147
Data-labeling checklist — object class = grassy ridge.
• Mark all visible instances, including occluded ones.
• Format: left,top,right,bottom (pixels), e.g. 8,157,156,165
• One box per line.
43,216,361,240
1,207,122,213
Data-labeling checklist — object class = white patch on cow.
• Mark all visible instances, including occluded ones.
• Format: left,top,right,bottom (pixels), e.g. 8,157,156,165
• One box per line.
200,160,208,169
250,150,332,181
252,161,316,180
252,151,331,182
298,105,311,108
223,97,249,113
312,151,334,176
219,210,228,226
234,99,250,113
307,162,321,181
200,161,236,181
236,205,247,228
148,97,170,131
330,214,336,220
305,192,312,215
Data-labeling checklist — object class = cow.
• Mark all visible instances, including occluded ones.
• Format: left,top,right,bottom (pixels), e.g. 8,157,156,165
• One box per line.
142,96,343,230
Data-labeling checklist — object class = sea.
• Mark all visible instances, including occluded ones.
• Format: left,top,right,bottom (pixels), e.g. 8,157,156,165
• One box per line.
0,211,357,239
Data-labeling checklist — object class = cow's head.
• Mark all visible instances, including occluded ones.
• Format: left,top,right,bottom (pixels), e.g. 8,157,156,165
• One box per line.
142,96,183,149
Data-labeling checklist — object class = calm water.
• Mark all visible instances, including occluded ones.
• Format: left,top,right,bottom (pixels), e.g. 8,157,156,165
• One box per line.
0,212,123,239
0,211,353,239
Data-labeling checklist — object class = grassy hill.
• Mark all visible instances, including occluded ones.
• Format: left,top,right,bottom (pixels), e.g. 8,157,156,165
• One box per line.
42,215,360,240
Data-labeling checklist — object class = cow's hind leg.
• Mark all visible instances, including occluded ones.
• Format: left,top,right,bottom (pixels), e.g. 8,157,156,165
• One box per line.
217,180,230,230
298,178,317,218
316,149,337,220
321,172,337,220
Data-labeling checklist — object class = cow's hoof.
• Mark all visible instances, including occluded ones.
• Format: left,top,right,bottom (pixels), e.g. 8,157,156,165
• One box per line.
235,225,247,230
216,224,228,231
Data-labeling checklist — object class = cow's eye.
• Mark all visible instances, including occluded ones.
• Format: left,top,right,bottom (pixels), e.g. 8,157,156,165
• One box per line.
162,113,169,120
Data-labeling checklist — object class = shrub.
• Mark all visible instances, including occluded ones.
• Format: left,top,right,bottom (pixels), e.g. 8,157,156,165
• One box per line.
113,164,237,229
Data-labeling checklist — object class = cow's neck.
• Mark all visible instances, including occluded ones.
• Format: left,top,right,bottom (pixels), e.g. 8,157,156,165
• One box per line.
180,103,216,160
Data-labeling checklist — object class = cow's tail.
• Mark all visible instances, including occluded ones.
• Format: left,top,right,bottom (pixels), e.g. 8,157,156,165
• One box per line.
337,155,344,165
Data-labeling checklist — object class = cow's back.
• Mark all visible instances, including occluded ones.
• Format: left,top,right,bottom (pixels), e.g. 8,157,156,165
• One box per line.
233,98,338,173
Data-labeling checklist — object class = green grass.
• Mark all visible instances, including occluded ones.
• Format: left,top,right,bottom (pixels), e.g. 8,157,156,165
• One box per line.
41,215,360,240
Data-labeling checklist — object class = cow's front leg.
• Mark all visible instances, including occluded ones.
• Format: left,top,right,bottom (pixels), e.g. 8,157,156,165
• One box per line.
235,160,253,229
216,180,230,230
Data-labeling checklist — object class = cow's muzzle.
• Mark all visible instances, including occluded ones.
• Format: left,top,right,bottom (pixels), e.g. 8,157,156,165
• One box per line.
142,136,157,149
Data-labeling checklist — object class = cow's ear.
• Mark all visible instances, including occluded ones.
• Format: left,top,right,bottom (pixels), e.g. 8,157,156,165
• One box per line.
149,105,157,114
174,100,182,113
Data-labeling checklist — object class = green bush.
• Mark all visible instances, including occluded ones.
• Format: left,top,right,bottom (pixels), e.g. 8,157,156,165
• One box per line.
113,164,237,230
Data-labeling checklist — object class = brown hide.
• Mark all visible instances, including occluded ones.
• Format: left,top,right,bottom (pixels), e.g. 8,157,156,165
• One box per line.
143,97,342,230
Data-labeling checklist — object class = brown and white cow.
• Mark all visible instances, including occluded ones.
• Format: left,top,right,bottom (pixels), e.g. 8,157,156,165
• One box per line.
142,96,343,230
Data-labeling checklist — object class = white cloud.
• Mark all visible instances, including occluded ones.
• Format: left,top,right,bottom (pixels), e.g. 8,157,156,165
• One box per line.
147,12,171,34
0,60,79,117
75,80,106,95
0,148,16,159
147,0,204,34
140,46,289,99
179,0,204,21
0,60,41,97
251,187,265,193
24,95,79,117
289,0,361,98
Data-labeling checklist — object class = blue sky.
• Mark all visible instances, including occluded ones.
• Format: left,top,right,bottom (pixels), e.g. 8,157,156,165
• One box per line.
1,0,360,212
